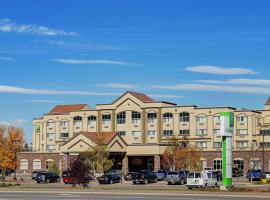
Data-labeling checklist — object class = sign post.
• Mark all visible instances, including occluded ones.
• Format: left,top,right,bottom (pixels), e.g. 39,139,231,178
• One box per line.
219,112,233,190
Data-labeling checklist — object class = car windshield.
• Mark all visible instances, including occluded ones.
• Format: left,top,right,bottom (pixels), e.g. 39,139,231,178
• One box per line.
168,172,178,175
195,173,201,178
188,173,194,178
37,172,46,175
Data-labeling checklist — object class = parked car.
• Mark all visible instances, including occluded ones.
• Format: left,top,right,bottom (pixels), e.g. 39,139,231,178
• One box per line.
263,171,270,181
204,167,215,171
232,168,243,177
31,170,46,180
36,172,60,183
186,171,218,189
132,170,157,184
124,172,137,181
153,170,167,181
246,169,262,181
98,173,122,184
62,170,71,178
63,172,92,184
166,171,187,185
107,169,123,177
212,170,222,181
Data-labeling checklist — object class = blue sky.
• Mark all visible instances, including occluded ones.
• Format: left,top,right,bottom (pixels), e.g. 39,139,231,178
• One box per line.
1,0,270,143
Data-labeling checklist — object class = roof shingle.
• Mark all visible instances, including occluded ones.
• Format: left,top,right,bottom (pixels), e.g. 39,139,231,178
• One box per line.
266,97,270,105
48,104,88,114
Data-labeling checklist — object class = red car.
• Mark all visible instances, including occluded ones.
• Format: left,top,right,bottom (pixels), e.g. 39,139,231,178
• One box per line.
63,176,74,184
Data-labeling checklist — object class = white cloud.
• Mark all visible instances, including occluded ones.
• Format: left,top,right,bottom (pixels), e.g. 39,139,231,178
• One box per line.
28,99,64,104
44,40,121,50
53,58,142,67
184,65,258,75
0,18,79,36
197,78,270,86
0,85,121,96
0,121,11,126
0,56,15,61
96,83,138,89
151,83,270,94
147,94,184,99
12,119,27,126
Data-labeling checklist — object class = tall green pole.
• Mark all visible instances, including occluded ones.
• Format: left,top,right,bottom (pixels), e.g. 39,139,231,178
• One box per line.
220,112,233,189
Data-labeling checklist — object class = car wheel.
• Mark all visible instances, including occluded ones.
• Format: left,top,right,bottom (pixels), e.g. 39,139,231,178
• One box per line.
204,183,207,189
57,178,60,182
188,187,192,190
46,179,50,184
154,178,157,183
144,179,148,184
132,181,136,185
110,180,113,184
167,182,171,185
215,182,218,187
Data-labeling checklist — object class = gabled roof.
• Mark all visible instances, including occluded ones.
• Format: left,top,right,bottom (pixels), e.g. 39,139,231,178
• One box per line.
81,132,118,145
127,91,155,102
265,97,270,105
48,104,88,114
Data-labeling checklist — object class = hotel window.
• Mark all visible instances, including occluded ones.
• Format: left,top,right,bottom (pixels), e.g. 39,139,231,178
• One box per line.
234,159,244,170
35,124,41,133
195,141,207,148
47,133,55,140
73,116,82,126
179,112,189,122
147,112,157,123
214,159,222,170
236,140,248,148
163,113,173,123
237,116,247,122
102,113,111,125
45,159,54,169
197,115,207,123
260,129,270,135
196,129,207,135
60,132,69,139
213,116,220,123
147,130,156,136
88,115,96,126
132,131,141,144
237,129,248,135
60,121,68,127
213,129,220,135
46,121,54,127
179,129,190,135
33,159,42,170
117,112,126,124
132,111,141,124
20,159,28,170
213,142,222,148
163,130,173,136
118,131,126,136
260,142,270,148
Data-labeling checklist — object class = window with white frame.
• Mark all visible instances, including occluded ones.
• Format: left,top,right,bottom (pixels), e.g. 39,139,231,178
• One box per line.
234,159,244,170
60,121,68,127
132,111,141,124
237,116,247,122
179,129,190,135
196,129,207,135
118,131,126,136
147,130,156,136
46,121,54,127
147,112,157,123
47,144,56,151
132,131,141,144
163,130,173,136
197,115,207,123
45,159,54,169
20,159,28,170
73,116,82,126
102,113,111,125
237,129,248,135
260,129,270,135
249,159,261,170
60,132,69,139
213,116,220,123
213,142,222,148
213,129,220,135
214,159,222,170
163,113,173,123
33,159,41,170
179,112,190,122
195,141,207,148
47,133,55,140
236,140,248,148
117,112,126,124
88,116,96,126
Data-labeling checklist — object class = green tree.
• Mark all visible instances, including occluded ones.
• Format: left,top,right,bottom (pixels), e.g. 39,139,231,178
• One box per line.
48,162,60,176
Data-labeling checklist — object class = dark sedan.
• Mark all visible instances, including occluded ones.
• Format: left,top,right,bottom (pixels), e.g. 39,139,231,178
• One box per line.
98,173,122,184
36,172,60,183
132,170,157,184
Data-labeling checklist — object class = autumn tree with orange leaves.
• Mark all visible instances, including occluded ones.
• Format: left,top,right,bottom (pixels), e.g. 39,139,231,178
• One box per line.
161,136,201,171
0,126,24,182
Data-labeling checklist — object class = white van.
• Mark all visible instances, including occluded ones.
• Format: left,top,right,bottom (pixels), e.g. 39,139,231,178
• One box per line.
186,171,218,189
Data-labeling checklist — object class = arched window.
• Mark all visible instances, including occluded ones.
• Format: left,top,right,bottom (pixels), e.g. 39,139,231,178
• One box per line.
132,111,141,124
20,159,28,170
88,115,97,126
234,158,244,170
45,159,55,169
147,111,157,123
179,112,189,122
249,158,261,170
214,158,222,170
163,113,173,123
33,159,42,170
73,116,82,127
117,112,126,124
102,113,111,126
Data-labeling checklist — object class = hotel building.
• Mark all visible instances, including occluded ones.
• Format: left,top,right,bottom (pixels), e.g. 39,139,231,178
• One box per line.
18,91,270,174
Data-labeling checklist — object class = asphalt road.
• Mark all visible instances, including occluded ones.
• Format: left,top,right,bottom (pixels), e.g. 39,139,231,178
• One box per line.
0,191,270,200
